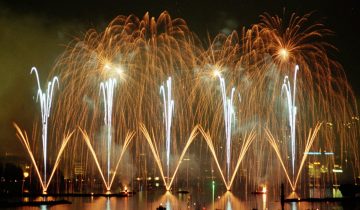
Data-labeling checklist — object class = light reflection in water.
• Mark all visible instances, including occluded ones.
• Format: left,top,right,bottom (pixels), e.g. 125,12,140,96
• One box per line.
209,191,246,210
12,190,347,210
106,198,110,210
212,181,215,210
154,191,177,210
166,198,171,210
226,194,232,210
262,193,267,210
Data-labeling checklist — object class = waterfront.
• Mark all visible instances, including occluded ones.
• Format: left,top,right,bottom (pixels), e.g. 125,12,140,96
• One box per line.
2,188,357,210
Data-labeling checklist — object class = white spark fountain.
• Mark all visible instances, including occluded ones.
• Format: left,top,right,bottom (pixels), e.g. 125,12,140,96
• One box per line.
216,73,236,184
160,77,174,184
30,67,59,185
100,78,117,186
281,65,299,177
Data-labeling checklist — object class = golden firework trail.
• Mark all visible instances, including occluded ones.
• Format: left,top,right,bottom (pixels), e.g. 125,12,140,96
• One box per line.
13,11,359,193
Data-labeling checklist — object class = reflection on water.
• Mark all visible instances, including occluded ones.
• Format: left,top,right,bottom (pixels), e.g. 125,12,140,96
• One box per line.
309,187,343,198
262,194,267,210
211,192,245,210
4,190,350,210
106,198,110,210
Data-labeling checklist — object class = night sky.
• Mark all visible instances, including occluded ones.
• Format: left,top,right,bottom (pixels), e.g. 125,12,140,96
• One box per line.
0,0,359,154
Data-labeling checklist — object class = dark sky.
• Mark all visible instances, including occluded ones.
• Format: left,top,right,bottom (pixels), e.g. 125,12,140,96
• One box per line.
0,0,359,154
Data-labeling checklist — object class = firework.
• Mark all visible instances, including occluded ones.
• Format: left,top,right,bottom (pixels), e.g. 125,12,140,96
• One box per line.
13,11,358,194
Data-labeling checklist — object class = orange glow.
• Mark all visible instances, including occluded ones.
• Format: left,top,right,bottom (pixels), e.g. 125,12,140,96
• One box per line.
23,172,29,178
213,69,221,77
262,185,267,193
278,48,289,60
15,11,358,194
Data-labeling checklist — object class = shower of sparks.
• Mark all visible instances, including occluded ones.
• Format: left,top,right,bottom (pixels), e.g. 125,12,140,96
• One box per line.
13,11,359,194
100,78,117,185
139,123,199,190
281,65,299,177
30,67,59,186
265,122,322,191
14,123,74,193
79,128,135,191
216,73,236,184
160,77,175,182
198,126,256,190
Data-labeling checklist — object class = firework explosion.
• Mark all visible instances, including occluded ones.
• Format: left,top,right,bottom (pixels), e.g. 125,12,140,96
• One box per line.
15,11,359,194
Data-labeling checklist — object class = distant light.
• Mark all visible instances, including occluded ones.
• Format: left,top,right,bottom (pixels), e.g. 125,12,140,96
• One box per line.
23,172,29,178
154,176,160,181
305,151,334,155
327,122,333,126
333,169,343,173
305,152,321,155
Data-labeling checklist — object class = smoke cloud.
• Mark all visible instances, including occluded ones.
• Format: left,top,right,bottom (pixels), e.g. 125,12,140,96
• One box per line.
0,7,83,155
